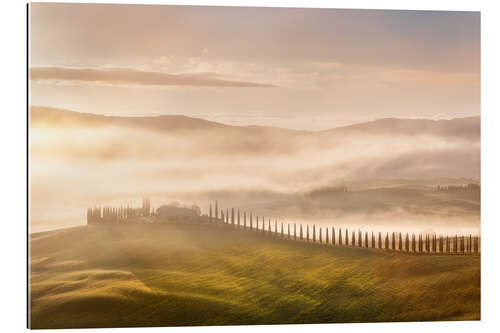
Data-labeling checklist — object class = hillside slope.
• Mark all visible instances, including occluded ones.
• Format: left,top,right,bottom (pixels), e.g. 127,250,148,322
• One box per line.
29,223,480,328
326,117,480,141
30,106,480,141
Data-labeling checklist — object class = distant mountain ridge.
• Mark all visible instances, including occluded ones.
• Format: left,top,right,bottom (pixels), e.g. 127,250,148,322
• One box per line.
328,116,480,140
30,106,228,132
30,106,480,140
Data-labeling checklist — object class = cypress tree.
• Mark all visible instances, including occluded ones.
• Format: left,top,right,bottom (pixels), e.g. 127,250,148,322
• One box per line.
371,231,375,248
365,231,368,248
281,222,283,237
209,204,212,220
412,234,416,252
231,208,235,225
319,227,322,243
346,229,349,246
358,230,362,247
294,223,297,240
446,236,449,253
405,233,409,252
226,209,229,223
351,231,355,247
385,233,389,250
300,224,303,240
398,233,403,251
432,235,437,253
469,234,472,253
244,212,247,228
454,235,458,253
275,219,278,235
338,228,342,245
306,225,309,241
378,232,382,249
215,200,218,221
288,223,290,239
332,227,336,245
313,225,316,242
326,227,329,244
392,232,396,250
250,213,253,230
461,236,465,254
439,236,443,253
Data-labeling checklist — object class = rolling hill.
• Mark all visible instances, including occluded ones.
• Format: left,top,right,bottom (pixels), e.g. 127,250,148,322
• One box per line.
29,222,480,328
30,106,480,142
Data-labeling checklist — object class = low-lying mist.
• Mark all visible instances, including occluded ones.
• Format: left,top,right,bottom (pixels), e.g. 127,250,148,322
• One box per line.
29,109,480,234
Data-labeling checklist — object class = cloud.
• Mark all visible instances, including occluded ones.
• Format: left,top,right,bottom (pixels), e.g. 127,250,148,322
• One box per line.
30,66,275,88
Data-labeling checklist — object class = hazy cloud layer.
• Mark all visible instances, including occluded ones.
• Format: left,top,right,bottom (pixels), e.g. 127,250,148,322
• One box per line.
30,66,275,88
30,4,479,73
29,4,480,129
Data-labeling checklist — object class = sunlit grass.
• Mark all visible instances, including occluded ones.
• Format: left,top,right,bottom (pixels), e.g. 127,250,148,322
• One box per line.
29,223,480,328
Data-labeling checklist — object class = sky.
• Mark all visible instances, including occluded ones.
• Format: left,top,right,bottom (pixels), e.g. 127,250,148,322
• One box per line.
29,3,480,130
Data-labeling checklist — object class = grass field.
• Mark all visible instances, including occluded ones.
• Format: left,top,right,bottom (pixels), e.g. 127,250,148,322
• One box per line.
29,222,480,329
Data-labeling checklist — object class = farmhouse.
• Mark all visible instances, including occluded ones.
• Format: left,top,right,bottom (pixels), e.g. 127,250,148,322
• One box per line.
157,204,200,221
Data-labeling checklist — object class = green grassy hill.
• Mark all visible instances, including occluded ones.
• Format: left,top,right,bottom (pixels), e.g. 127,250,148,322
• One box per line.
29,222,480,329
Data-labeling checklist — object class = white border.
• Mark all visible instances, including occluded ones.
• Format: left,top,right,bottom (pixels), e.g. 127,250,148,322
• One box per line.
2,0,499,332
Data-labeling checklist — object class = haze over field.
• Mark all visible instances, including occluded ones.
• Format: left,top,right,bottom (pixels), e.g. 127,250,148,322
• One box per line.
28,4,480,234
29,107,479,234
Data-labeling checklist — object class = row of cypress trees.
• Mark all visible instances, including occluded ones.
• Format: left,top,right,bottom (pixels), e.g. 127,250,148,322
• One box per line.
209,201,480,254
87,205,149,224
